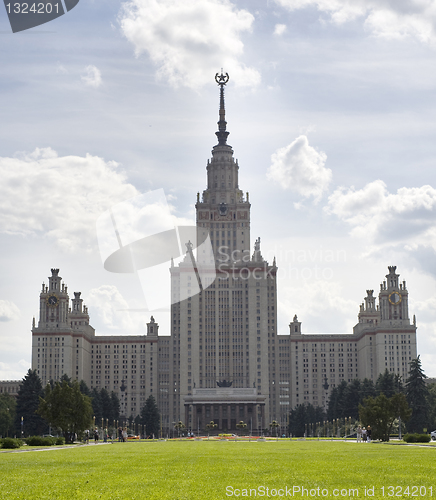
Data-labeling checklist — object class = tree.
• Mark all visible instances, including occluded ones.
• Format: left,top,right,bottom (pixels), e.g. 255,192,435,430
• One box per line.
361,378,376,400
376,370,397,397
326,378,377,422
60,373,72,384
406,356,429,433
134,415,141,434
342,380,363,420
359,392,411,441
206,420,218,433
110,392,120,422
15,369,46,437
327,381,347,420
100,389,113,422
0,393,16,437
140,395,160,437
37,380,93,443
269,420,279,438
174,421,186,438
90,388,102,420
79,380,91,397
89,387,119,423
289,403,325,437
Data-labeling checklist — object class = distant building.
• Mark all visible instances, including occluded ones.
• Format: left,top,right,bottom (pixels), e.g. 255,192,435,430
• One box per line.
0,381,20,397
29,75,417,434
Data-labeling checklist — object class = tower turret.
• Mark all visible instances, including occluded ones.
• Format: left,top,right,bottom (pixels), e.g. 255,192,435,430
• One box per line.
37,268,70,329
379,265,409,325
69,291,90,328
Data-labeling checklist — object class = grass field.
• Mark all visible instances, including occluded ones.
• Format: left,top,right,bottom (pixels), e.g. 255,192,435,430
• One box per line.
1,440,435,499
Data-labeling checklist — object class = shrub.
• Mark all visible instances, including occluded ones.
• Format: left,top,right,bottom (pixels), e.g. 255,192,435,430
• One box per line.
24,436,56,446
55,437,65,445
1,437,22,449
403,433,431,443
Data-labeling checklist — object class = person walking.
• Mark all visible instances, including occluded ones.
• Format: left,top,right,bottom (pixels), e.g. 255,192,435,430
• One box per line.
357,425,362,443
94,428,99,444
362,427,367,442
367,425,372,443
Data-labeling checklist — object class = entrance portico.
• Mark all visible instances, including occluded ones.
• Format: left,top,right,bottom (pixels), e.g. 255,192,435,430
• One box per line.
184,388,266,432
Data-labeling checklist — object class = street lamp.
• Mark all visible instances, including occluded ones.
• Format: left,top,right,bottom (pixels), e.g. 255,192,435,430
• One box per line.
397,375,403,440
323,377,330,410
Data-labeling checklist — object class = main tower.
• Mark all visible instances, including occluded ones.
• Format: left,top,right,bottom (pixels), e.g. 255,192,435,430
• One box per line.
196,71,250,261
169,73,279,433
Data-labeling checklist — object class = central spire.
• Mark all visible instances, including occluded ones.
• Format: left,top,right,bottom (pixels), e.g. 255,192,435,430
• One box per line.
215,70,230,146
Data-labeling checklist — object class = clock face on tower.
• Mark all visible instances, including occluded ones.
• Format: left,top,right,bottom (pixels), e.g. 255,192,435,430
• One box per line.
388,291,402,305
46,294,59,307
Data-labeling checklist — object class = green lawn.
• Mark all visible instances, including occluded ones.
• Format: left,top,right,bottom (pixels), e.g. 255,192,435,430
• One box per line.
0,441,435,499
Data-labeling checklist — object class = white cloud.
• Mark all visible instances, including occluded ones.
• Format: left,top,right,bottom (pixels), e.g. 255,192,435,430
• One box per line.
81,65,102,88
325,180,436,248
274,0,436,43
267,135,331,203
279,279,356,333
0,300,20,322
56,63,68,75
119,0,260,89
0,360,29,381
0,148,139,252
274,23,287,36
413,293,436,323
86,285,144,332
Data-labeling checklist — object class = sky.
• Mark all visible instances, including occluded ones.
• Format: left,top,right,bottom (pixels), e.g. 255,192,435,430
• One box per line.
1,0,436,380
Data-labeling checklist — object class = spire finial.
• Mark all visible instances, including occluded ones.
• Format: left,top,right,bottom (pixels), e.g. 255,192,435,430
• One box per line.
215,70,230,145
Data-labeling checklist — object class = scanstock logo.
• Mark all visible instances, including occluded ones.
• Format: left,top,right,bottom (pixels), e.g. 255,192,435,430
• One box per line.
3,0,80,33
96,189,216,312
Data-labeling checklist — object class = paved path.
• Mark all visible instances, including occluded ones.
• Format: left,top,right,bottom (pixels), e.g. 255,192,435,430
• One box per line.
0,442,112,453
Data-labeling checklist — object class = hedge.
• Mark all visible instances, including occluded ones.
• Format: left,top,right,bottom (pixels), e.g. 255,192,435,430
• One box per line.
1,437,22,449
403,433,431,443
24,436,65,446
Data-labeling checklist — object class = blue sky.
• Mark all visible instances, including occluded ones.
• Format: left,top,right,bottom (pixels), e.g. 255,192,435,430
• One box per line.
1,0,436,380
